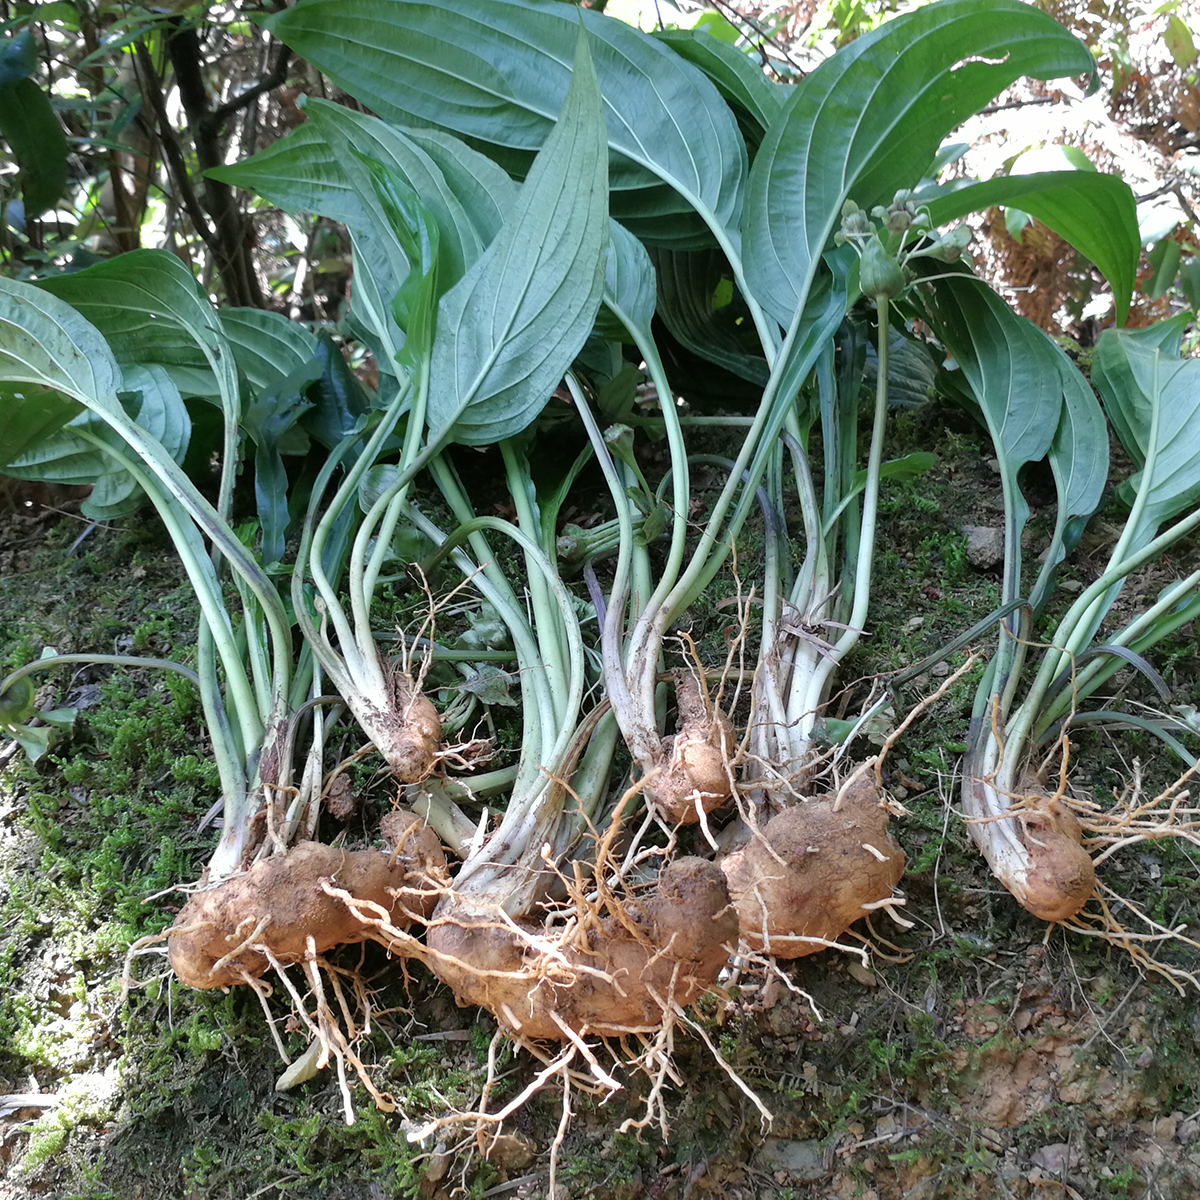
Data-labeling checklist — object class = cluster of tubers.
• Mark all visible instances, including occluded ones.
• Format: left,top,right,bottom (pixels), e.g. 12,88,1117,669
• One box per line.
168,676,917,1058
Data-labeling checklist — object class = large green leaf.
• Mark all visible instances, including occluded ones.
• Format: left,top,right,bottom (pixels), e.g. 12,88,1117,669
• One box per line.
303,101,496,294
1090,315,1186,470
923,274,1066,603
6,365,194,520
0,277,286,675
263,0,745,249
0,383,81,469
0,75,68,219
424,29,608,446
36,251,239,420
213,111,515,274
0,279,123,411
1093,319,1200,549
214,106,515,372
220,308,320,393
920,171,1139,324
359,151,447,373
653,27,785,146
652,246,769,385
745,0,1094,327
210,121,367,230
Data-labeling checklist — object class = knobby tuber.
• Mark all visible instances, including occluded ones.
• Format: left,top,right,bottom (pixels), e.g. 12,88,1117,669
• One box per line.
720,777,905,956
170,812,446,989
644,672,735,825
964,777,1095,923
374,670,442,784
425,857,738,1039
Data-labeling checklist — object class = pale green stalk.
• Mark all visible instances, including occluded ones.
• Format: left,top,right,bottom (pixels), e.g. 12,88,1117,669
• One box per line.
792,297,892,741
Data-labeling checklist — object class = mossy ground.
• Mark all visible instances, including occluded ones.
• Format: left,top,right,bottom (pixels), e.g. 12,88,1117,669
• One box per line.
1,392,1199,1199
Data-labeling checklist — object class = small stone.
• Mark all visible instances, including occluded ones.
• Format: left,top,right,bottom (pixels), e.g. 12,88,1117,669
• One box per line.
1155,1115,1179,1142
1058,579,1084,593
962,525,1004,569
483,1133,535,1170
1031,1143,1073,1174
425,1146,450,1184
757,1138,827,1181
847,963,877,987
930,661,951,677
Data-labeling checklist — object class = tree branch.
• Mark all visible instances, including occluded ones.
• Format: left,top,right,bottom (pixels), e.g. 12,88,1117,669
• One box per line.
134,41,216,245
166,21,265,307
205,47,292,132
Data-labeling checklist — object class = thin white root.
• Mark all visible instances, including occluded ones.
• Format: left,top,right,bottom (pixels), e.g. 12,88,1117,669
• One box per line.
669,999,773,1128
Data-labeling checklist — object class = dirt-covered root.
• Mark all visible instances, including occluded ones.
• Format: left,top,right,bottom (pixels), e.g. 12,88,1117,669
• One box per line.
170,826,447,989
376,670,442,784
645,672,736,825
425,857,738,1040
967,783,1096,923
719,777,906,957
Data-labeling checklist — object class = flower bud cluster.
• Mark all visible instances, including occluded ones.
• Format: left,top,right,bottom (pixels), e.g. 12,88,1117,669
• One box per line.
833,188,973,303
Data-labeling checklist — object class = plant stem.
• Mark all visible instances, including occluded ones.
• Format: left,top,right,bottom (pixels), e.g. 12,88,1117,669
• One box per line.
797,296,892,738
0,653,201,694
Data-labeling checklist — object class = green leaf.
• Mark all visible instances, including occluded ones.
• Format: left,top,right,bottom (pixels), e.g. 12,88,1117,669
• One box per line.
216,105,514,371
1028,343,1110,613
920,171,1140,323
0,275,283,662
242,358,322,565
0,675,36,724
1165,14,1197,68
823,451,937,533
0,76,68,218
5,721,57,762
1145,237,1182,301
458,663,519,707
654,27,784,145
357,151,446,371
0,381,82,469
923,274,1067,602
652,246,769,384
1179,255,1200,312
6,365,193,520
263,0,745,249
0,278,123,412
211,121,367,228
424,30,609,446
213,110,515,280
1092,318,1200,551
0,29,37,90
745,0,1094,327
220,308,320,392
879,328,937,410
36,250,240,427
303,101,498,295
1091,315,1186,473
305,335,370,449
596,219,657,344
